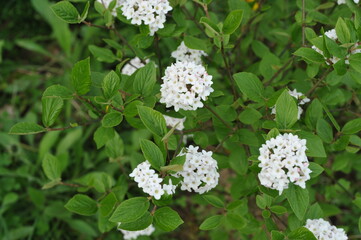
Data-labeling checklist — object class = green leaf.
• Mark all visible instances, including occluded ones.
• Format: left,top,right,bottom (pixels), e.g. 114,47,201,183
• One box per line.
109,197,150,223
226,213,246,229
154,207,184,232
359,216,361,233
349,53,361,73
79,1,90,22
65,194,98,216
271,230,285,240
140,139,165,170
316,119,333,143
99,192,117,217
71,57,91,95
89,45,118,63
43,85,74,100
42,153,61,181
137,106,167,137
42,96,64,127
105,133,124,159
275,90,298,129
234,72,264,102
320,100,341,131
133,62,156,97
93,127,115,149
294,48,325,63
223,10,243,35
102,71,120,100
288,227,317,240
199,215,223,230
285,184,309,221
269,206,287,215
117,212,153,231
51,1,80,24
335,17,350,44
297,131,326,158
239,108,262,125
9,122,45,135
305,99,323,130
102,112,123,128
202,195,224,208
200,17,220,37
342,118,361,134
309,162,324,178
184,36,208,52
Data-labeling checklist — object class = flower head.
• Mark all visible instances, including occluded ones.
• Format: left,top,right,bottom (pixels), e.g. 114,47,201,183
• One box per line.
171,41,207,65
305,219,348,240
117,224,155,240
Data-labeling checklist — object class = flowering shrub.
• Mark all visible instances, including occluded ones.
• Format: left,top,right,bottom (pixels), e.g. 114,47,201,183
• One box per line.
2,0,361,239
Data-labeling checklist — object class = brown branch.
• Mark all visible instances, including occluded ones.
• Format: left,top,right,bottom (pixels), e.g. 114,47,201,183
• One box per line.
221,44,238,100
307,68,332,96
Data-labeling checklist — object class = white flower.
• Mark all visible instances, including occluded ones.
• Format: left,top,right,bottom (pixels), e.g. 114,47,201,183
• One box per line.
160,61,214,111
119,0,172,35
171,41,207,65
117,223,155,240
173,145,219,194
164,115,186,131
129,160,178,199
258,133,311,194
338,0,358,4
305,219,348,240
121,57,149,76
96,0,124,16
271,89,310,119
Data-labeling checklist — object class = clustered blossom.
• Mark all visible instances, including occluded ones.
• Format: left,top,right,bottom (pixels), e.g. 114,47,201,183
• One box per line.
121,0,172,35
272,89,310,119
171,41,207,65
337,0,359,4
160,61,214,111
258,133,311,194
163,115,186,131
121,57,149,76
173,145,219,194
312,28,361,64
305,219,348,240
129,161,176,199
117,224,155,240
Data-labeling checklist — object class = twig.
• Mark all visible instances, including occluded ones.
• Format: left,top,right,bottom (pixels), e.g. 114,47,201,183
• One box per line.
221,44,238,99
59,181,84,188
307,68,332,96
154,34,163,82
302,0,306,46
204,105,232,129
265,56,295,86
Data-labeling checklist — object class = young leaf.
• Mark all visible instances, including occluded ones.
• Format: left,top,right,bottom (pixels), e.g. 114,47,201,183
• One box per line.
342,118,361,134
72,57,91,95
335,17,350,44
42,96,64,127
234,72,264,102
294,48,325,63
285,184,309,221
79,1,90,22
65,194,98,216
102,71,121,100
133,62,156,97
140,139,165,170
275,90,298,129
202,195,224,208
42,153,61,181
199,215,223,230
137,106,167,137
200,17,220,37
51,1,80,24
154,207,184,232
102,112,123,128
223,10,243,35
184,36,208,51
9,122,45,135
109,197,150,223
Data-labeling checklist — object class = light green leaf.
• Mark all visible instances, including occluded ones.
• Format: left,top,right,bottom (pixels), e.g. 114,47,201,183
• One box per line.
202,195,224,208
51,1,80,24
297,131,326,158
133,62,156,97
137,105,167,137
102,70,121,100
43,85,74,100
294,48,325,63
275,90,298,129
226,213,246,229
99,192,117,217
89,45,118,63
342,118,361,134
102,112,123,128
234,72,264,102
140,139,165,170
199,215,223,230
285,184,309,221
79,1,90,22
42,153,61,181
335,17,350,44
184,36,208,52
154,207,184,232
93,126,115,149
288,227,317,240
109,197,149,223
117,212,153,231
9,122,45,135
223,10,243,35
42,96,64,127
316,119,333,143
349,53,361,73
65,194,98,216
72,57,91,95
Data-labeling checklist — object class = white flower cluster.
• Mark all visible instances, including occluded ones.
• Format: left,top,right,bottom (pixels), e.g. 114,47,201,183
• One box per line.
129,161,176,199
160,61,214,111
337,0,359,4
121,57,149,76
163,115,186,131
171,41,207,65
272,89,310,119
173,145,219,194
258,133,311,194
312,29,361,65
117,224,155,240
121,0,172,35
305,219,348,240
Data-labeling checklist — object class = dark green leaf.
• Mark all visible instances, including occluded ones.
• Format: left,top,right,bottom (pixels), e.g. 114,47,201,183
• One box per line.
140,139,165,170
42,96,64,127
234,72,264,102
288,227,317,240
65,194,98,216
342,118,361,134
154,207,184,232
137,105,167,137
223,10,243,35
285,184,309,221
133,62,156,97
199,215,223,230
89,45,118,63
51,1,80,24
72,57,91,95
335,17,350,44
102,112,123,128
202,195,224,208
109,197,150,223
117,212,153,231
294,48,325,63
275,90,298,129
184,36,208,52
